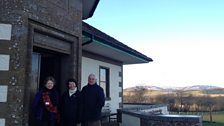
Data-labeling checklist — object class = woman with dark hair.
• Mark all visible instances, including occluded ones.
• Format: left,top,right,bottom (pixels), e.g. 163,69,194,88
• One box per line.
60,78,81,126
32,76,59,126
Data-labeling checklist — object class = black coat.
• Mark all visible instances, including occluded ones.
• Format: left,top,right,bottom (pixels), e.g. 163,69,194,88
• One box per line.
60,90,80,126
81,84,105,122
32,88,59,121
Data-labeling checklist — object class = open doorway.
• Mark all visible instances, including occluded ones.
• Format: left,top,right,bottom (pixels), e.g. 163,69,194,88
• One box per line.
27,24,79,125
33,47,62,93
29,46,71,125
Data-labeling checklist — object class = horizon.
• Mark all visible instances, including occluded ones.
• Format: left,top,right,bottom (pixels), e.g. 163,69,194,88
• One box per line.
124,84,223,89
85,0,224,89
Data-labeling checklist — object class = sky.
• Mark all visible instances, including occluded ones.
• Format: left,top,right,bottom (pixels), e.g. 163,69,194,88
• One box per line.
85,0,224,88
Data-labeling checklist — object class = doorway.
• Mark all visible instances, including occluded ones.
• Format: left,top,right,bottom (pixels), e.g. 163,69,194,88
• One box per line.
29,47,68,125
32,47,62,93
27,23,80,125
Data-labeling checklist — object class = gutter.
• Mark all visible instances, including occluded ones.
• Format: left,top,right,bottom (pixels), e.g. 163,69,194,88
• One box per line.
82,34,152,63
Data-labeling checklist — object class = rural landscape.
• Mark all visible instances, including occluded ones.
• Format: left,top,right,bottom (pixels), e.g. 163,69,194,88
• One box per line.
124,85,224,126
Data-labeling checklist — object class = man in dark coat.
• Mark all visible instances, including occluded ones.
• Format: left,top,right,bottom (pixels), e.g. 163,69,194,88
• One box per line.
81,74,105,126
60,78,81,126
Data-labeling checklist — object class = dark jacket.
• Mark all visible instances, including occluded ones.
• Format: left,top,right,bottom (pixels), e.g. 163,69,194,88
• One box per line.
60,90,80,126
81,83,105,122
32,88,59,121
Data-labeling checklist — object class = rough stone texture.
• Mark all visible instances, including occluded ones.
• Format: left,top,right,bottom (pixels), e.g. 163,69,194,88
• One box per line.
0,0,82,125
27,0,82,36
121,106,202,126
139,115,202,126
141,119,202,126
1,1,27,126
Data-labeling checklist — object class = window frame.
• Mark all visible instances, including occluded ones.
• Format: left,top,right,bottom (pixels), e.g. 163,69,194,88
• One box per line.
99,66,110,100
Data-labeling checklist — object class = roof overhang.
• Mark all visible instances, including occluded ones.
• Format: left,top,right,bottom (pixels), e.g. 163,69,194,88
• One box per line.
82,22,153,65
82,0,100,20
82,34,153,65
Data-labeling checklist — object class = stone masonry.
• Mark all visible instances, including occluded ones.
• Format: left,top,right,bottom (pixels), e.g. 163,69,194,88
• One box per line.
0,0,83,125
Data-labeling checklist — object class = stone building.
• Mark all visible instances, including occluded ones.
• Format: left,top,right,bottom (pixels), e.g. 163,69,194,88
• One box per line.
0,0,101,125
0,0,153,125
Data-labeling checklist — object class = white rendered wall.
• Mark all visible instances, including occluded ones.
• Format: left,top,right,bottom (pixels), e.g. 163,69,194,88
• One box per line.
81,57,122,113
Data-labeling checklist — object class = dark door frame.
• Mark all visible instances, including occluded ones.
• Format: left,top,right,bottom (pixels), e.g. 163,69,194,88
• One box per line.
25,20,81,125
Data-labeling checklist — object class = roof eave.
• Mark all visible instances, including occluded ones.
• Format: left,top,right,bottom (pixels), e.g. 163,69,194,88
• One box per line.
82,0,100,20
82,33,153,64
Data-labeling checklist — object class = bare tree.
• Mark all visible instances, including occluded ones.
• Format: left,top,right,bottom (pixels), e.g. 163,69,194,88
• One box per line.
123,86,148,103
175,90,185,113
123,91,133,103
201,96,216,122
132,86,148,103
182,94,193,112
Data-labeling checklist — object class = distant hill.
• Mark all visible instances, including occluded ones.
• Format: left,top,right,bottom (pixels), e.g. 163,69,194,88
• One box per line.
181,85,220,91
202,88,224,94
125,85,164,91
124,85,222,92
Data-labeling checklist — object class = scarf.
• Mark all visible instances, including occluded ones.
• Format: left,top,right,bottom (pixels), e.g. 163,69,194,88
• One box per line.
69,88,77,96
42,91,57,113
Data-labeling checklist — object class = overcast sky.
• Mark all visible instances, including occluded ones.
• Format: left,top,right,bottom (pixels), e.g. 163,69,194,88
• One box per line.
85,0,224,88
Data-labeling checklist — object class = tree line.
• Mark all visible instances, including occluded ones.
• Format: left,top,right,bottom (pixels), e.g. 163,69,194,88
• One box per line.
124,88,224,112
123,87,224,121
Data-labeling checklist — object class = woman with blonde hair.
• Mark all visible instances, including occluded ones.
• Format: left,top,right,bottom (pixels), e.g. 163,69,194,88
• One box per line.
32,76,59,126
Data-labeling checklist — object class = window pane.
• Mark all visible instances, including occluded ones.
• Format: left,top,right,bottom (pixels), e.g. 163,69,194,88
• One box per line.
100,81,106,95
100,68,106,81
100,67,109,98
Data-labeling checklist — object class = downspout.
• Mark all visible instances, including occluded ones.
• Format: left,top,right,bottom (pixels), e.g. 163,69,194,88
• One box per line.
82,35,94,46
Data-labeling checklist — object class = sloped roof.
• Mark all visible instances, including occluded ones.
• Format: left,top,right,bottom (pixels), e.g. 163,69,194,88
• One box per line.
82,0,100,20
82,22,153,64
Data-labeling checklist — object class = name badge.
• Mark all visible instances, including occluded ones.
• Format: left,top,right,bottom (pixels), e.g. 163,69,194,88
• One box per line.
45,102,50,105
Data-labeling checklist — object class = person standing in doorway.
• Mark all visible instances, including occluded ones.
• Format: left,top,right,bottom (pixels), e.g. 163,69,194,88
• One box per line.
81,74,105,126
32,76,59,126
60,78,81,126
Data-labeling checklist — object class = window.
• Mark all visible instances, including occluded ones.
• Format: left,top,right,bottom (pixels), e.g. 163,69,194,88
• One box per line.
99,67,110,99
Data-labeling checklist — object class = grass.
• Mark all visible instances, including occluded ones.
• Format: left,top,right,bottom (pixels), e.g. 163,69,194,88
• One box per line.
170,112,224,126
202,112,224,126
203,122,224,126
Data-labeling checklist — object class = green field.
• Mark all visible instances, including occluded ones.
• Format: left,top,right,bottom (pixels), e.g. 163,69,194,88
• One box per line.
170,112,224,126
202,112,224,126
203,122,224,126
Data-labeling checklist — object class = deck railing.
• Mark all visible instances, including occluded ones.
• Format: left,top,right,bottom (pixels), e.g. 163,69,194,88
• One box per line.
120,104,202,126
